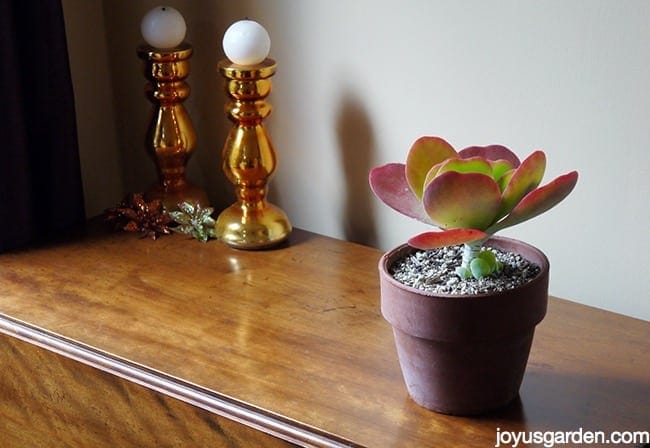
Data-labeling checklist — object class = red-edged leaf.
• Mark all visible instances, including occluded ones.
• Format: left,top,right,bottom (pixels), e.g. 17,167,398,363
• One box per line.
405,136,457,199
499,150,546,218
458,144,521,168
423,171,501,230
488,171,579,233
408,229,487,249
369,163,431,223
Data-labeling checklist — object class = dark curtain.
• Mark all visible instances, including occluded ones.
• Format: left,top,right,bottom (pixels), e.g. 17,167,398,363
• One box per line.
0,1,85,252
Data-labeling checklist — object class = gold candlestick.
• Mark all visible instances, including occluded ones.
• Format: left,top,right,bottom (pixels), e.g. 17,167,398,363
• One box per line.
216,58,292,249
137,43,208,211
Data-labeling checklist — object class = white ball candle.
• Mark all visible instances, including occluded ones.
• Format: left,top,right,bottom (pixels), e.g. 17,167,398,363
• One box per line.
222,19,271,66
141,6,186,49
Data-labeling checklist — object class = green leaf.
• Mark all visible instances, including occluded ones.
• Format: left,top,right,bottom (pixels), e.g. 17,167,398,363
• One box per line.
435,157,494,177
477,250,498,271
423,161,445,188
489,159,515,182
423,171,501,230
405,136,457,199
470,257,492,279
497,169,515,192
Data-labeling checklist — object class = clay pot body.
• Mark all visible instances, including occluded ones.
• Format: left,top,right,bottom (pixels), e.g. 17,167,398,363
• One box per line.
379,237,549,415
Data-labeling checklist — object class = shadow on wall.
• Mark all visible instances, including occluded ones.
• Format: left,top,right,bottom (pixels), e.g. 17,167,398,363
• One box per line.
187,12,236,213
336,91,378,248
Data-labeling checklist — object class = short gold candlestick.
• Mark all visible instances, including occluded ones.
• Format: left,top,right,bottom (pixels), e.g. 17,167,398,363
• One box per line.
216,58,292,249
137,43,208,211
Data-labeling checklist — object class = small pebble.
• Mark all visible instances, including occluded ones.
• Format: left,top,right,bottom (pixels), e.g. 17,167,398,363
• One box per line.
390,245,540,295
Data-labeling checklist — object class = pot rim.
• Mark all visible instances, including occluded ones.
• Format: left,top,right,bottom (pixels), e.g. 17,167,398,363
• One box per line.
379,235,550,300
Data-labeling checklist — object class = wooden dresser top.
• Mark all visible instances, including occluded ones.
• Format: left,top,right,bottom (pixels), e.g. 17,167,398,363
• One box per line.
1,225,648,447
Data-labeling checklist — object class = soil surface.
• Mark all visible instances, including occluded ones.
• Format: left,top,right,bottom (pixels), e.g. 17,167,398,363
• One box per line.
390,245,541,295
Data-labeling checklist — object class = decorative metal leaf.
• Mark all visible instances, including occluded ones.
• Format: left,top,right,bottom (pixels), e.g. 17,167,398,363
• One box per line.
169,202,217,243
104,193,172,240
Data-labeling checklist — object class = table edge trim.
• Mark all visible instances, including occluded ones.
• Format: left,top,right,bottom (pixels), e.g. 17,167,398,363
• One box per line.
0,312,361,448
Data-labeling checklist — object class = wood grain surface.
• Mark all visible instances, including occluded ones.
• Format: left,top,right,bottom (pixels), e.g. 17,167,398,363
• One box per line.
0,330,298,447
0,225,648,447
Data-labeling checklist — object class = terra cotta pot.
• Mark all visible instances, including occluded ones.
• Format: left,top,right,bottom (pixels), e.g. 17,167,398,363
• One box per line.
379,236,549,415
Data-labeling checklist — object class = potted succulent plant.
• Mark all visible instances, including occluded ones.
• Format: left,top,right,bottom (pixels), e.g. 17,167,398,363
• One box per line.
369,136,578,415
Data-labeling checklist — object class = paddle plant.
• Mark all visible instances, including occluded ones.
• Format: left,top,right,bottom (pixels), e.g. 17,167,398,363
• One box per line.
369,136,578,279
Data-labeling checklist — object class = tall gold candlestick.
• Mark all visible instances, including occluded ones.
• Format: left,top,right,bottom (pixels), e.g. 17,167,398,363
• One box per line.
216,58,292,249
137,43,208,211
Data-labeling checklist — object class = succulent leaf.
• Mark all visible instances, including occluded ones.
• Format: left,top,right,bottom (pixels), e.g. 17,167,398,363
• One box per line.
460,250,503,279
405,136,457,199
487,171,579,234
408,228,487,249
369,163,431,223
479,250,502,272
499,150,546,218
455,266,472,280
489,159,515,182
458,145,521,167
498,169,516,192
423,161,446,188
470,257,492,279
423,171,501,230
435,157,494,177
477,250,498,268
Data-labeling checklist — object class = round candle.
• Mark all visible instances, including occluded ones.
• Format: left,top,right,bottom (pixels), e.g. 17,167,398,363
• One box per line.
141,6,186,49
222,19,271,66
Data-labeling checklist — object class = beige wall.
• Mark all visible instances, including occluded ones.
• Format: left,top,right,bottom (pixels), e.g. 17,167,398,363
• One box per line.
62,0,650,320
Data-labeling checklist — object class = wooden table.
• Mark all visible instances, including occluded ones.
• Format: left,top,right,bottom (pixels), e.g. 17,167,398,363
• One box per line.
0,224,648,447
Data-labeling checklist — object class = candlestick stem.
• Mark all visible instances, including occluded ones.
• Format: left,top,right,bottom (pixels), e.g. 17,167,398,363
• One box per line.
137,43,208,211
216,58,291,249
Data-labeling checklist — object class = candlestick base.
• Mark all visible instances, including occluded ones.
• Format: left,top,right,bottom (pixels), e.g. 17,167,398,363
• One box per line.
216,58,292,249
216,202,291,249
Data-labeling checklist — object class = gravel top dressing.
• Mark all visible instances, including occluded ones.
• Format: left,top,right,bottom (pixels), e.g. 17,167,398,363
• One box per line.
390,245,541,295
